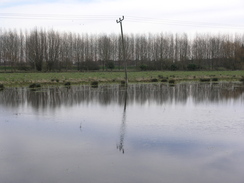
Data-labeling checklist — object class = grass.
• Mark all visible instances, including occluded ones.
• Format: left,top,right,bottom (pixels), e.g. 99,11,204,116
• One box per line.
0,71,243,87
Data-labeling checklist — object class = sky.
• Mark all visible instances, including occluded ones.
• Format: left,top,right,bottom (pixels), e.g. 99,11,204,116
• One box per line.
0,0,244,35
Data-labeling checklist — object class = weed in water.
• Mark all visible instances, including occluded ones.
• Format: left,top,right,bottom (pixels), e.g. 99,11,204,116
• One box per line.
120,80,126,86
200,78,211,82
91,81,99,88
212,78,219,82
64,82,71,86
161,79,168,82
0,84,4,90
151,78,158,82
29,83,41,88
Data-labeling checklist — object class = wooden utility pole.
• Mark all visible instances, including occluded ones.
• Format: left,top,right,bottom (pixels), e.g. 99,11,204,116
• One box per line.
116,16,128,86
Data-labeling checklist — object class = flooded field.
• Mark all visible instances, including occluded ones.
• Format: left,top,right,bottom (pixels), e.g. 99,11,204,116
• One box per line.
0,82,244,183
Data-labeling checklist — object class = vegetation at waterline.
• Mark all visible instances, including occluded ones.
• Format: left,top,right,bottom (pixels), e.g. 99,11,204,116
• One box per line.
0,84,4,90
29,83,41,88
0,71,243,87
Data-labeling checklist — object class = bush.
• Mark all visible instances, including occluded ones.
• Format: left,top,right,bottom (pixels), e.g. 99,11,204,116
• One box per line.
170,64,178,71
29,83,41,88
200,78,210,82
105,61,115,71
91,81,98,87
0,84,4,90
17,62,31,71
120,81,127,87
212,78,218,82
187,64,197,71
161,79,168,82
64,82,71,86
79,61,100,71
139,64,148,71
51,78,59,82
169,79,175,84
216,67,227,71
151,78,158,82
158,75,164,79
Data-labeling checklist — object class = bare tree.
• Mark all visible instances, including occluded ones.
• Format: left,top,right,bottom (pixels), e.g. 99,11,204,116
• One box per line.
98,34,111,70
26,29,46,71
44,30,61,71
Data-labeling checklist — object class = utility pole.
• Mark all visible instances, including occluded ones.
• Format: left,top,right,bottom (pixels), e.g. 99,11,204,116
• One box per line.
116,16,128,86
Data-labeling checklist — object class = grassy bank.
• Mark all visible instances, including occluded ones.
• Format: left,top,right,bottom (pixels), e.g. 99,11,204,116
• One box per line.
0,71,243,87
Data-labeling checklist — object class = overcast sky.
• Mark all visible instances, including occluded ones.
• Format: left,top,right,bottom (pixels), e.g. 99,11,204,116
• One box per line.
0,0,244,35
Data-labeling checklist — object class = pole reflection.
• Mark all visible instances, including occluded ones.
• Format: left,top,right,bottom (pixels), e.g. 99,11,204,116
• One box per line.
117,89,127,154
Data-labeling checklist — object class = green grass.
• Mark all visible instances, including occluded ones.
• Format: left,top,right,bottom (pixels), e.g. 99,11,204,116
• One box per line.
0,70,243,87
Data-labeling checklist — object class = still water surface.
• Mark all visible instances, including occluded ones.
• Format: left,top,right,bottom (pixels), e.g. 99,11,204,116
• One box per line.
0,83,244,183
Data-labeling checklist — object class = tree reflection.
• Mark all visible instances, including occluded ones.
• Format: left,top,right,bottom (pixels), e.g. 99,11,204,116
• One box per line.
0,83,243,110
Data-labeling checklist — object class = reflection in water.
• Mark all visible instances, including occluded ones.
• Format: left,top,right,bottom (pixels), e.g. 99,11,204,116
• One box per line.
117,89,127,154
1,82,244,183
0,83,243,110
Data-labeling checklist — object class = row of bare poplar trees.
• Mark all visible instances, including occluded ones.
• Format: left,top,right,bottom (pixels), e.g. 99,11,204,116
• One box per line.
0,28,244,71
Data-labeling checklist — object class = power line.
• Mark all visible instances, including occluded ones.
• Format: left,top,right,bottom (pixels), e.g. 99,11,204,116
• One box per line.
0,13,244,29
126,16,244,29
0,13,117,20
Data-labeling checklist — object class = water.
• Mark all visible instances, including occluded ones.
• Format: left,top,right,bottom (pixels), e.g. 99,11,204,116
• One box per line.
0,83,244,183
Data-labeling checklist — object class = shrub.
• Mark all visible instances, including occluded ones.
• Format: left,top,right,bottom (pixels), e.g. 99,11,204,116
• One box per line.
169,79,175,84
139,64,148,71
51,78,59,82
105,61,115,71
29,83,41,88
91,81,99,88
64,82,71,86
187,63,197,71
158,75,164,79
212,78,218,82
0,84,4,90
17,62,31,71
120,81,126,87
216,67,227,71
161,79,168,82
200,78,210,82
151,78,158,82
79,61,100,71
170,64,178,71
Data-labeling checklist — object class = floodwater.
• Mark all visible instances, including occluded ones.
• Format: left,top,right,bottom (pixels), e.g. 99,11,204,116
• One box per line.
0,82,244,183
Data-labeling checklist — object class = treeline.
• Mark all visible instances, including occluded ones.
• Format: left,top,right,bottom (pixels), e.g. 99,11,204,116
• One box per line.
0,28,244,72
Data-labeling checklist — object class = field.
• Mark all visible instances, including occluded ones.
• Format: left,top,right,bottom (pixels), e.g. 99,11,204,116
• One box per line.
0,71,244,87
